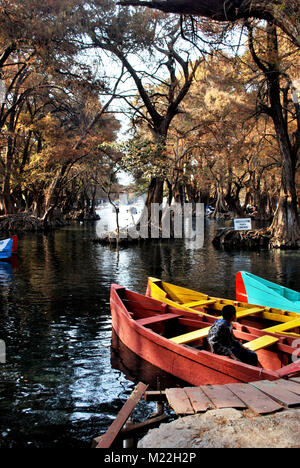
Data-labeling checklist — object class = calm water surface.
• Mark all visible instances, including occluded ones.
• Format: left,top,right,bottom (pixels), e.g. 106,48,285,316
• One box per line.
0,219,300,448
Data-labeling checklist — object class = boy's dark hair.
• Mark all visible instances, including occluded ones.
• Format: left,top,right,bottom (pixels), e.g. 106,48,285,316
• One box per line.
222,305,236,321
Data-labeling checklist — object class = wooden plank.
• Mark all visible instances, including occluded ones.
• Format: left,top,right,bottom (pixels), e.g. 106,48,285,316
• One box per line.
165,388,195,415
183,387,214,413
119,414,169,438
226,383,283,415
261,311,298,323
277,331,300,338
170,326,211,344
95,382,148,448
162,281,210,304
136,313,179,326
148,280,167,301
272,379,300,396
236,307,265,319
200,384,247,409
250,380,300,407
265,318,300,333
243,335,278,351
289,376,300,384
183,299,216,308
276,362,300,378
161,282,186,303
92,414,168,448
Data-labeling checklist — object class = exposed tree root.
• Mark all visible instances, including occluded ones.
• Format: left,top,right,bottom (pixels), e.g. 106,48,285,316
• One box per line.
0,213,67,232
213,227,300,249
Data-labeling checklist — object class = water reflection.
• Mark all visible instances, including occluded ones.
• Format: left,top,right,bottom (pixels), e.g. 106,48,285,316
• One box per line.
0,261,12,284
111,330,186,390
0,221,300,447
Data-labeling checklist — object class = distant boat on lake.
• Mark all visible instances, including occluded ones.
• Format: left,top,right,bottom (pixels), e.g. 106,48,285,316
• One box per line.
0,235,18,260
236,271,300,314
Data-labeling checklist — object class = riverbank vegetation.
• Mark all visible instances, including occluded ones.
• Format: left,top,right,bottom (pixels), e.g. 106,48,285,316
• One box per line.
0,1,299,248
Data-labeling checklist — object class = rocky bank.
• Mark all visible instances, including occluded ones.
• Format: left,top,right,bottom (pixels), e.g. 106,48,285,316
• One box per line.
138,408,300,448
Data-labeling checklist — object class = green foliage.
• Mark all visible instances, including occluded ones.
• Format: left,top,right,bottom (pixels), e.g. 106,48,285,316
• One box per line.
120,136,170,180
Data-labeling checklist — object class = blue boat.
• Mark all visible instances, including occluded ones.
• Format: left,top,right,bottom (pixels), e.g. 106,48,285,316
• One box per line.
236,271,300,314
0,238,13,260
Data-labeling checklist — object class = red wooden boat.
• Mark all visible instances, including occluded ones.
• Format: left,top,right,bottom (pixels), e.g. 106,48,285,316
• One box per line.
110,284,300,387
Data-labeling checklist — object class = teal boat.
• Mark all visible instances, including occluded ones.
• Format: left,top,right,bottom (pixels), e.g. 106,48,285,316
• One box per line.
236,271,300,314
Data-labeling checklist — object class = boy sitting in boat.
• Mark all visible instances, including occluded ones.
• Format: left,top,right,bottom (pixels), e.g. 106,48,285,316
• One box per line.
207,305,258,366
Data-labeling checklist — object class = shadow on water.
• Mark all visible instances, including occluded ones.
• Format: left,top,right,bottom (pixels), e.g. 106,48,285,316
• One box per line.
110,330,187,391
0,220,300,447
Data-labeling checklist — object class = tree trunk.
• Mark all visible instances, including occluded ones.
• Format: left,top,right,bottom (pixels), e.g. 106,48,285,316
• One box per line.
2,137,15,215
144,176,164,221
42,164,68,228
212,184,227,218
89,186,98,218
265,26,300,247
225,178,244,216
246,22,300,247
172,182,185,205
2,116,16,214
269,186,300,247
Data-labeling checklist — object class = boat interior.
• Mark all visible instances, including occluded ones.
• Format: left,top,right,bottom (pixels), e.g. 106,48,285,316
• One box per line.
147,279,300,339
117,287,300,373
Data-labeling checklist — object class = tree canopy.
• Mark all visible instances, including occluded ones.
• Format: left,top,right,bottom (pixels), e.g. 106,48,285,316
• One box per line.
0,0,299,247
118,0,300,47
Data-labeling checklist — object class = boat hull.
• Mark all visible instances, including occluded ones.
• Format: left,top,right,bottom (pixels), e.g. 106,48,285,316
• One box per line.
110,285,281,387
0,238,13,260
236,271,300,314
11,235,18,254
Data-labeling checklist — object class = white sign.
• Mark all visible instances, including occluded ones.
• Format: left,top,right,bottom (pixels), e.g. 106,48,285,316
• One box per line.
234,218,252,231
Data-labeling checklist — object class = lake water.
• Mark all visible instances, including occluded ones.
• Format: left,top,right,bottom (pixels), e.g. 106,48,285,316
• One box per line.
0,215,300,448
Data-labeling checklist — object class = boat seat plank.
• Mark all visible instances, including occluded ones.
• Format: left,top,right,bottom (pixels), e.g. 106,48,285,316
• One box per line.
225,383,283,414
235,307,265,319
261,312,297,323
250,380,300,407
200,385,247,409
276,331,300,338
165,388,195,415
183,387,214,413
136,313,179,327
183,299,216,308
264,318,300,334
243,335,279,351
169,326,211,345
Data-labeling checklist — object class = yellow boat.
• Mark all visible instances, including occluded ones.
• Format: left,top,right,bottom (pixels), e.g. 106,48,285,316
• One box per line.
146,277,300,338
